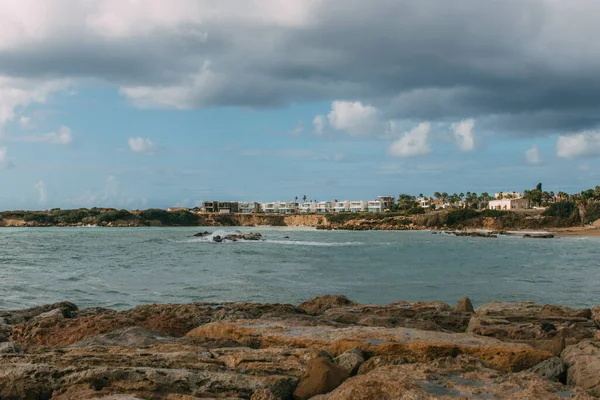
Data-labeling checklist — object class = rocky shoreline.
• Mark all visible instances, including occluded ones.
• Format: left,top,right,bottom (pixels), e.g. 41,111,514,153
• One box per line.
1,296,600,399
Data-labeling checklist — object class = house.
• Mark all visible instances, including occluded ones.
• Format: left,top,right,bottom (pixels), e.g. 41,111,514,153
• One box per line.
261,202,279,213
417,197,430,208
349,201,368,212
316,201,334,213
203,201,239,213
367,200,384,212
238,202,261,213
488,198,530,210
378,196,396,210
278,202,299,214
333,201,351,213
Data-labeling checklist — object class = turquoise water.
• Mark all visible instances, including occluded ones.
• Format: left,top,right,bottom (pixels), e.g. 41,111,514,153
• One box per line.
0,227,598,309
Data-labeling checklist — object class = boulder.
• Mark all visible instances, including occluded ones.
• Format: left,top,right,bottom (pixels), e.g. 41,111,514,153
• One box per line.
298,295,356,315
0,301,78,324
293,357,349,400
193,231,211,237
334,348,364,375
528,357,566,383
562,340,600,396
455,297,475,313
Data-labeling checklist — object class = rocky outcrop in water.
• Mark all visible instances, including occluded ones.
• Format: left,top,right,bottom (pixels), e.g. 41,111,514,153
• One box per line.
0,296,599,398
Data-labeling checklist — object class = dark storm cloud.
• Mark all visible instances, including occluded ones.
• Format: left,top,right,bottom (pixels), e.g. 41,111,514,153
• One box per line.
2,0,600,134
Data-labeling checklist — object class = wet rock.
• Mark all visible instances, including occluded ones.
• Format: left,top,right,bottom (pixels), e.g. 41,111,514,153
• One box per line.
523,233,555,238
334,348,364,375
562,340,600,396
214,232,263,242
298,295,356,315
193,231,211,237
454,231,497,238
293,357,349,400
455,297,475,313
0,301,78,324
528,357,567,383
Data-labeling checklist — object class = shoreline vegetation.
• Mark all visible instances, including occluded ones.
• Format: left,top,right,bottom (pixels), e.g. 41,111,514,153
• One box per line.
0,206,599,237
1,295,600,398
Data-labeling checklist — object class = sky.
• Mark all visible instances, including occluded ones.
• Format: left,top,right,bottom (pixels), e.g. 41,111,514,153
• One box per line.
1,0,600,210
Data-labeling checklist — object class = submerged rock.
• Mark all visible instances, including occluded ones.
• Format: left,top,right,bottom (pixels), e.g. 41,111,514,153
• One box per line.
213,232,263,242
192,231,211,237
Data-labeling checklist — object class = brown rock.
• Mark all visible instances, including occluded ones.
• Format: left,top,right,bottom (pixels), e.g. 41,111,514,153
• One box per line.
0,301,78,324
562,340,600,396
455,297,475,313
528,357,567,383
293,357,349,400
251,388,277,400
298,295,356,315
334,348,364,375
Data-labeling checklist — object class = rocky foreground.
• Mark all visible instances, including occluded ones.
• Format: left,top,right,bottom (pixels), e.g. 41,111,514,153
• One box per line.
1,297,600,399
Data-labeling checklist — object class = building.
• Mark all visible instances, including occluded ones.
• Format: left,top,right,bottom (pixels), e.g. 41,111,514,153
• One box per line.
417,197,430,208
316,201,334,213
378,196,396,210
349,201,368,212
261,202,279,213
367,200,384,212
495,192,523,199
278,202,299,214
238,202,261,213
333,201,351,213
488,198,530,210
299,202,317,213
203,201,239,213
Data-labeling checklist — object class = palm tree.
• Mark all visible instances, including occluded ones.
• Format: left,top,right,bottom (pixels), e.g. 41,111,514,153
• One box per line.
434,192,441,200
573,194,588,226
441,192,448,204
303,195,307,203
418,193,424,199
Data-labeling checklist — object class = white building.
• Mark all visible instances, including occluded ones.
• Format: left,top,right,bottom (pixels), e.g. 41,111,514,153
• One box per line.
488,198,530,210
349,201,368,212
278,202,299,214
299,202,316,213
333,201,351,213
367,200,384,212
261,202,279,213
417,197,430,208
239,202,260,213
495,192,523,199
316,201,334,213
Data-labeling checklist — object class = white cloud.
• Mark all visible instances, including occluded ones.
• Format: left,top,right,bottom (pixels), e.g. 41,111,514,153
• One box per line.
450,119,475,152
128,137,159,155
388,122,431,157
289,122,303,136
68,175,120,207
19,116,33,129
556,131,600,158
313,114,325,135
327,101,380,136
0,146,7,168
525,144,542,165
3,125,74,145
34,180,47,204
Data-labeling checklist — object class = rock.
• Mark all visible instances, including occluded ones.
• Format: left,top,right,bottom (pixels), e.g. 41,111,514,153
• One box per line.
34,308,66,320
455,297,475,313
562,340,600,396
523,233,555,238
334,348,364,375
293,357,349,400
454,231,497,238
298,295,356,315
214,232,263,242
591,306,600,326
193,231,211,237
528,357,566,383
69,327,174,348
0,301,78,324
356,355,410,375
251,389,277,400
0,341,21,354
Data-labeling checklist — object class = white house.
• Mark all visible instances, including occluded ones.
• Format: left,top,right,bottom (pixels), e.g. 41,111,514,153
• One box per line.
299,202,316,213
261,202,279,213
278,202,299,214
367,200,384,212
417,197,430,208
316,201,334,213
349,200,368,212
488,198,530,210
333,201,351,213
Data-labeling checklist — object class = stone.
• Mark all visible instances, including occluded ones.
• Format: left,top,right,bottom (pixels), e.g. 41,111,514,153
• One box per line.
69,327,174,348
293,357,349,400
251,389,277,400
528,357,567,383
34,308,66,320
562,340,600,396
298,295,356,315
333,348,364,375
0,301,78,324
455,296,475,313
0,341,21,354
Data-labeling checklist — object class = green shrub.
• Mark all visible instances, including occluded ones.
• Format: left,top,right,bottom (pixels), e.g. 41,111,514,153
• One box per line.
542,201,576,219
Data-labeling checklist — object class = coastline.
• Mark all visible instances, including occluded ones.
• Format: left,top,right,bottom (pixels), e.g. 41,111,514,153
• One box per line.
1,296,599,398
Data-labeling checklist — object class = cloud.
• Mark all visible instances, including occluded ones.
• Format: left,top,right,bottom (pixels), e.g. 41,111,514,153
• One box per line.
34,180,47,204
327,101,380,136
388,122,431,157
525,144,542,165
556,131,600,158
2,2,600,134
128,137,159,155
450,119,475,152
2,125,74,145
19,116,33,129
313,115,325,135
289,122,303,136
68,175,120,207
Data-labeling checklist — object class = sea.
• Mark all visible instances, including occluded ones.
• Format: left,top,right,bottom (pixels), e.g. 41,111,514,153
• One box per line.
1,227,598,310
